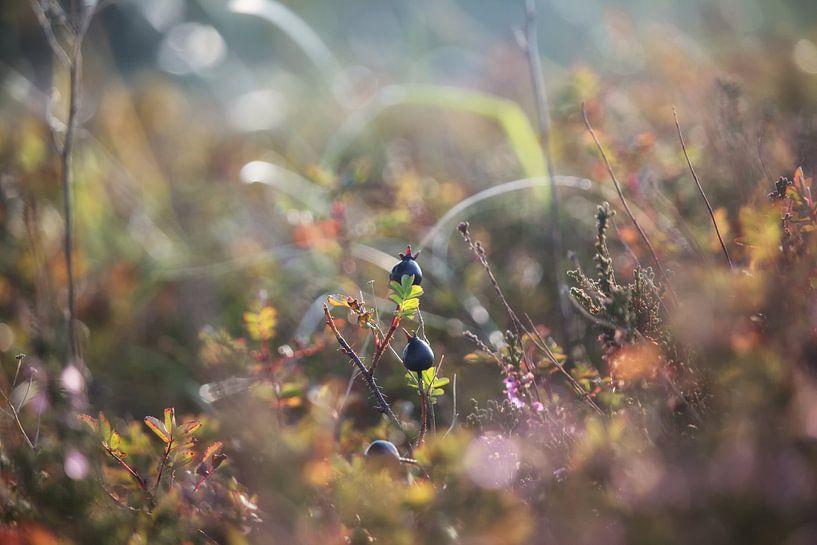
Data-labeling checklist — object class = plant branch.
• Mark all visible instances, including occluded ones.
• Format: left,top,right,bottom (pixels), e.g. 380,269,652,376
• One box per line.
581,103,677,303
322,305,404,432
672,108,733,271
154,436,173,495
524,315,604,415
368,312,400,377
104,445,147,492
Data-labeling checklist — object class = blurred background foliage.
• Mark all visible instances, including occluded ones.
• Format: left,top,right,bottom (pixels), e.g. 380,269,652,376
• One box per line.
2,0,817,543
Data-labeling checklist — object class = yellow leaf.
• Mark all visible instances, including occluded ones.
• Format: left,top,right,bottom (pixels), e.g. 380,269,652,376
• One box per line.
327,294,351,307
244,306,278,341
144,416,170,443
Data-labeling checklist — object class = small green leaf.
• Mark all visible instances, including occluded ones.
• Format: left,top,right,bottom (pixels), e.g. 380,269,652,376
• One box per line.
432,377,450,388
389,294,403,306
99,413,112,442
401,274,413,294
279,383,302,398
164,407,175,434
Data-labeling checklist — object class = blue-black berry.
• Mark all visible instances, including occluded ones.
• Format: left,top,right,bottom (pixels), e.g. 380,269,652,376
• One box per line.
402,334,434,372
390,245,422,285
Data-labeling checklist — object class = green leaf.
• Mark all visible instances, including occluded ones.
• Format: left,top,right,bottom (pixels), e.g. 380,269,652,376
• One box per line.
144,416,170,444
279,383,302,398
432,377,450,388
99,413,112,442
389,294,403,306
164,407,175,435
401,274,413,294
322,84,546,179
389,280,403,294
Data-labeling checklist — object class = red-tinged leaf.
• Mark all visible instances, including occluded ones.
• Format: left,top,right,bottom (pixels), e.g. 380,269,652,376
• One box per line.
144,416,170,443
179,420,202,435
212,453,227,470
164,408,176,434
110,448,127,460
202,441,223,461
794,166,805,191
79,414,97,432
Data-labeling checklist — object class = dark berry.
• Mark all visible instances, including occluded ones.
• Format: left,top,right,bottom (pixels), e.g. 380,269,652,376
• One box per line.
364,440,401,470
390,245,422,285
364,439,400,459
402,334,434,372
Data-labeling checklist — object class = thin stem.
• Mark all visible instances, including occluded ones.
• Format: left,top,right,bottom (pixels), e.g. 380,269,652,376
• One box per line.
105,445,147,492
524,315,604,415
458,223,543,403
581,104,677,303
444,373,459,438
8,402,35,450
154,437,173,495
415,371,428,449
368,313,400,377
29,0,96,373
62,39,81,367
673,108,733,271
523,0,570,343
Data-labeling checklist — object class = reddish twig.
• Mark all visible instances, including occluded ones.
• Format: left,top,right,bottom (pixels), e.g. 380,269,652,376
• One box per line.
322,305,404,432
154,437,173,495
104,445,147,492
673,108,733,271
368,313,401,376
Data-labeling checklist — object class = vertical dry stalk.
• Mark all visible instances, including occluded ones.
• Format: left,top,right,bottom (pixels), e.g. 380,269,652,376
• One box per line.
522,0,570,340
581,104,677,303
415,371,428,449
672,108,733,271
30,0,97,371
